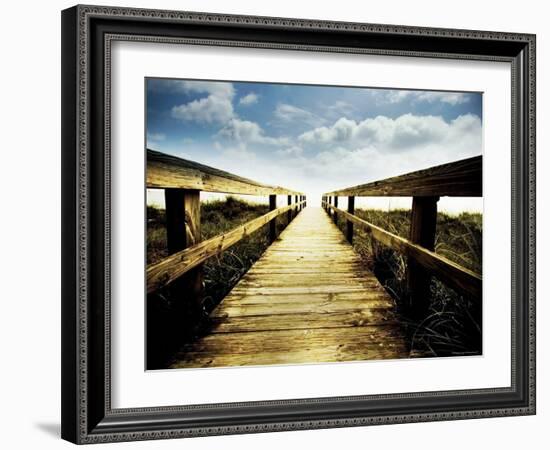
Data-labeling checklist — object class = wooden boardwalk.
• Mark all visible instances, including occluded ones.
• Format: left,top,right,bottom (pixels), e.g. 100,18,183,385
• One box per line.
171,207,408,369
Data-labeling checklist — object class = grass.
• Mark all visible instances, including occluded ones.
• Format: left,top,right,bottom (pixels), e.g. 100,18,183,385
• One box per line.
334,208,482,357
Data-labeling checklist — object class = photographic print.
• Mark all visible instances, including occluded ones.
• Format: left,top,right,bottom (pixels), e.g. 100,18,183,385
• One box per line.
145,78,483,370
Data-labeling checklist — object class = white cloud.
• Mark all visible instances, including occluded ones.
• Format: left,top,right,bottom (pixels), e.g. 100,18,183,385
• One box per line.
217,118,289,146
379,90,471,105
299,113,481,152
170,81,236,125
239,92,259,106
172,95,234,125
299,117,356,145
273,103,326,127
149,79,235,99
297,113,482,192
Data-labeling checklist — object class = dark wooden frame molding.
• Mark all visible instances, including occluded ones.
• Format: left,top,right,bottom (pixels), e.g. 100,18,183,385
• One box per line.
61,4,536,444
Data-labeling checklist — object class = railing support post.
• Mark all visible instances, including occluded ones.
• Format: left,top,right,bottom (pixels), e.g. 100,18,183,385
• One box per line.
165,188,204,308
269,194,277,243
147,188,203,368
347,196,355,243
287,195,292,224
333,196,339,224
407,196,439,317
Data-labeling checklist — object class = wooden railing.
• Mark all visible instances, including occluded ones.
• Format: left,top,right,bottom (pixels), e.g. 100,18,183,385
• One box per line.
322,156,482,315
147,149,306,297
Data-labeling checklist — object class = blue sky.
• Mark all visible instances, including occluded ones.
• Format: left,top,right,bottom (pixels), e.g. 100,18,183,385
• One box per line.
146,78,482,211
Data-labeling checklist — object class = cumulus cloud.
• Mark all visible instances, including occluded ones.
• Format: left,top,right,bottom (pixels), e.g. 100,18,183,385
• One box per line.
299,113,481,152
217,118,289,146
297,113,482,191
172,95,234,125
170,80,236,125
239,92,259,106
273,103,326,127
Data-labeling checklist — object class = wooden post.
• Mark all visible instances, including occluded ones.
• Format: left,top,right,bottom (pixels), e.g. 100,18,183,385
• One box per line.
269,194,277,243
407,196,439,317
287,195,292,224
165,188,203,309
347,196,355,243
333,196,339,224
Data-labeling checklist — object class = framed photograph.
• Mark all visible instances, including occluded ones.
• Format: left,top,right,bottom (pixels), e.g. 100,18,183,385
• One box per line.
61,5,536,444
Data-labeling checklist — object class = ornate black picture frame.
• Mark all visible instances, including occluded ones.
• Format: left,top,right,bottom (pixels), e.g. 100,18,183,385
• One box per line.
61,5,536,444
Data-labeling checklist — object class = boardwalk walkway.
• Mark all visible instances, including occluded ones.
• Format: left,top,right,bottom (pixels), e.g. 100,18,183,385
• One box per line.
171,207,408,369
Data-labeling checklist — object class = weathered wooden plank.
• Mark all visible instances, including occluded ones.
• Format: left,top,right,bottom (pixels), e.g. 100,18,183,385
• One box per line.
171,345,407,368
146,201,305,293
218,291,393,307
213,300,395,318
147,149,303,196
324,155,482,197
233,277,385,289
248,267,366,274
229,285,373,295
209,311,398,333
325,204,482,299
243,272,378,282
171,326,407,368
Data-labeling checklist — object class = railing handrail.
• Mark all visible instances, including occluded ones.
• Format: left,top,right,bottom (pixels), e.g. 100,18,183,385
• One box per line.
321,201,481,299
323,155,482,198
321,155,483,306
147,149,303,196
147,200,306,293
